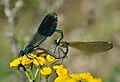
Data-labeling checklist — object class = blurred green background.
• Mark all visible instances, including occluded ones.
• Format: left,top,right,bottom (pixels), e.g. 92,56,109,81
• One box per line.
0,0,120,82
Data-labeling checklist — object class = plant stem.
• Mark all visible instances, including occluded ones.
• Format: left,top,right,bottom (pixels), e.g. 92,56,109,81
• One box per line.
35,68,40,78
38,73,41,82
28,68,35,81
18,70,27,79
45,77,48,82
35,67,41,82
26,71,32,81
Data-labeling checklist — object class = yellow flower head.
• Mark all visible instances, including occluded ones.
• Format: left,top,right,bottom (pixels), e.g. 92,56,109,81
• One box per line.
40,67,52,77
28,54,37,59
10,56,33,69
56,67,69,76
54,75,79,82
10,57,21,69
47,55,57,64
53,64,68,76
53,64,64,70
33,56,46,66
21,56,33,66
70,72,93,80
70,72,102,82
35,49,47,57
88,78,102,82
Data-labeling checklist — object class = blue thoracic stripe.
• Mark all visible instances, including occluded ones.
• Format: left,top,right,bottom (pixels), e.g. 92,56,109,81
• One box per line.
38,12,57,36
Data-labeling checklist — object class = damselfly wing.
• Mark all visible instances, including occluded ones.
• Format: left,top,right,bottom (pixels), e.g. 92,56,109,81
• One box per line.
48,40,113,59
19,12,64,56
60,41,113,53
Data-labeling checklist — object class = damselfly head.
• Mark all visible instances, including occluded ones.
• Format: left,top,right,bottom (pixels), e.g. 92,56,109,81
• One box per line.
19,50,24,56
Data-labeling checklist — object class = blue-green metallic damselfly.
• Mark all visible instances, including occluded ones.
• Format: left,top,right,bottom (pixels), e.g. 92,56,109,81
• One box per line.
19,12,63,56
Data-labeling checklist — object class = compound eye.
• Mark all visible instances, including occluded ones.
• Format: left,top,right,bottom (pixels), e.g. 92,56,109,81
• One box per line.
20,50,24,56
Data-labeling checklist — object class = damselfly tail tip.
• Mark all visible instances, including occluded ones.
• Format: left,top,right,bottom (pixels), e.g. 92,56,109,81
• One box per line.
50,12,57,18
108,42,113,50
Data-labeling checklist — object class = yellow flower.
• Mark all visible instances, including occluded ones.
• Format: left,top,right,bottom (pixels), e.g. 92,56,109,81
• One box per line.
10,57,22,69
40,67,52,77
53,64,69,76
29,53,46,66
53,64,68,76
28,54,37,59
10,55,33,69
88,78,102,82
54,75,79,82
35,49,47,57
56,67,69,76
21,56,33,66
55,72,102,82
70,72,103,82
47,55,57,64
53,65,103,82
33,56,46,66
53,64,64,70
36,49,44,53
70,72,93,80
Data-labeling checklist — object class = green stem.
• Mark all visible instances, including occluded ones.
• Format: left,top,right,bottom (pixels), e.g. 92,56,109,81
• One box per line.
35,68,40,78
38,73,41,82
45,77,48,82
26,71,32,80
25,69,36,82
28,68,35,81
35,67,41,82
17,70,28,79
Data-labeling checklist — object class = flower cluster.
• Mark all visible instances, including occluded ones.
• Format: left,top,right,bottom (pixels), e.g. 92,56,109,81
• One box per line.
53,64,102,82
10,49,103,82
10,49,57,81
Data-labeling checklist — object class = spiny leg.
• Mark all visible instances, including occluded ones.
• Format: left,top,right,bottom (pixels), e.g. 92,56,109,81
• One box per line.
58,47,61,58
53,45,57,56
25,53,32,59
58,47,68,58
57,47,67,63
35,47,58,58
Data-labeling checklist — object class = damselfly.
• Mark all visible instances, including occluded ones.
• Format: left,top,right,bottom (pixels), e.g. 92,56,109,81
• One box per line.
48,40,113,59
19,12,63,56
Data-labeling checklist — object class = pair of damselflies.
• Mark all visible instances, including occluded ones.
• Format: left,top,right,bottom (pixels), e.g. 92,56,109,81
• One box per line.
19,12,113,59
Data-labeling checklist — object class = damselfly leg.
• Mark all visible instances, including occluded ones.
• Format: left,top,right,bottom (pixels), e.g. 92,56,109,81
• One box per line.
47,39,69,59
